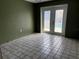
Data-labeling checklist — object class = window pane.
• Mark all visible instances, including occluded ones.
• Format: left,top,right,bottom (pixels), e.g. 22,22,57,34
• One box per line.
44,10,51,31
54,10,64,33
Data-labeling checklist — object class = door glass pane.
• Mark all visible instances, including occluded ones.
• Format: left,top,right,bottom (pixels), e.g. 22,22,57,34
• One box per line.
54,10,64,33
44,10,51,31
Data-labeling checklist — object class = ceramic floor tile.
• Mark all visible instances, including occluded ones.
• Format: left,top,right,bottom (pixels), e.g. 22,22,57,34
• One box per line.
0,33,79,59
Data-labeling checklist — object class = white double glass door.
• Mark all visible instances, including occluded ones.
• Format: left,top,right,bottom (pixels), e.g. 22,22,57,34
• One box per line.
41,4,68,35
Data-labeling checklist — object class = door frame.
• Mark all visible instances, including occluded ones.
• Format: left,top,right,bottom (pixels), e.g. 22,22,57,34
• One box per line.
40,4,68,36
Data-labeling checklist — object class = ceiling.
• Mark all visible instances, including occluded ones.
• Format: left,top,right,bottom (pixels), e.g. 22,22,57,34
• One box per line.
24,0,52,3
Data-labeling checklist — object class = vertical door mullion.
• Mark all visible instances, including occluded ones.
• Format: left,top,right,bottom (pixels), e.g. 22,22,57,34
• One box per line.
42,9,44,32
50,8,55,33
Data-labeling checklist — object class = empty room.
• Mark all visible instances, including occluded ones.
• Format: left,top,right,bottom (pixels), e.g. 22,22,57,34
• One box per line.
0,0,79,59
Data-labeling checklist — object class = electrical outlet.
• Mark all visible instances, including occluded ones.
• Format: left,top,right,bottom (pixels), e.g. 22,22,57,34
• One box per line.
20,28,22,32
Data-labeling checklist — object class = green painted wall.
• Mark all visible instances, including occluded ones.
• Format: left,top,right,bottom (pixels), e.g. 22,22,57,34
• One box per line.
0,0,34,44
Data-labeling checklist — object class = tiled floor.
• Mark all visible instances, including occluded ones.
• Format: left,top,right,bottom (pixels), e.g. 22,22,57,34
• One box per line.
0,33,79,59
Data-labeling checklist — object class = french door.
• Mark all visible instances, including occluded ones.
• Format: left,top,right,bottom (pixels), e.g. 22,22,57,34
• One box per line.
41,4,68,35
